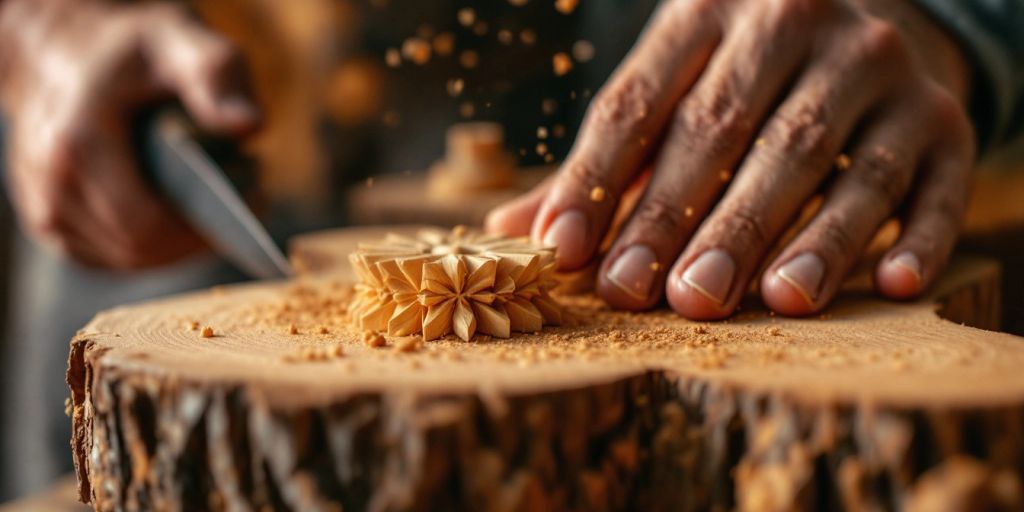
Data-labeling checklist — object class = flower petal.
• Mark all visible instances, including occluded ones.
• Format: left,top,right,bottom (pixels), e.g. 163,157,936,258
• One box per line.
504,298,543,333
473,301,510,338
423,298,455,341
453,299,477,341
464,256,497,295
388,302,424,336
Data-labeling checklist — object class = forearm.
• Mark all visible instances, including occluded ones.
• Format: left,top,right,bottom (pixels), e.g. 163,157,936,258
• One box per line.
912,0,1024,152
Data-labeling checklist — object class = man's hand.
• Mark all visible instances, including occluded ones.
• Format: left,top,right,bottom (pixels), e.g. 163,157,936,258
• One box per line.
488,0,975,319
0,0,260,270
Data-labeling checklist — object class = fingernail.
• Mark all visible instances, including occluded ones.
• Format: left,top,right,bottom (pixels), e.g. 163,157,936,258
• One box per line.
542,210,588,262
890,251,922,282
218,94,260,125
681,249,736,305
776,252,826,305
607,245,659,300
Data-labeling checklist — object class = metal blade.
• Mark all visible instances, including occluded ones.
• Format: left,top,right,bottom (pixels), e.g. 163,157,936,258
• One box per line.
146,111,291,280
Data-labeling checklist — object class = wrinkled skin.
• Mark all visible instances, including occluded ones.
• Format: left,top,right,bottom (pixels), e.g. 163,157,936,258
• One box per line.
0,0,259,270
488,0,975,319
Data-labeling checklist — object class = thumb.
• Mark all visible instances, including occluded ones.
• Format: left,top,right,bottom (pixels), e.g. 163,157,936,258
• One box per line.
143,6,261,136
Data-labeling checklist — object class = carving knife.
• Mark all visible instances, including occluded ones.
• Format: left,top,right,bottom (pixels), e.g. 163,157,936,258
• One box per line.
142,108,292,280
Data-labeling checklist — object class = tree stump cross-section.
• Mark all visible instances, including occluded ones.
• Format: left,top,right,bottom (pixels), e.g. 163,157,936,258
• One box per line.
67,227,1023,511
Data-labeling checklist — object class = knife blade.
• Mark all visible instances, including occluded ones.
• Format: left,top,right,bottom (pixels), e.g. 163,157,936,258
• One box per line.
143,109,292,280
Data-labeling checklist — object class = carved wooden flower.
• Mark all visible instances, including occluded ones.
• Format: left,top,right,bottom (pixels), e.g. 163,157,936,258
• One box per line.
348,227,562,341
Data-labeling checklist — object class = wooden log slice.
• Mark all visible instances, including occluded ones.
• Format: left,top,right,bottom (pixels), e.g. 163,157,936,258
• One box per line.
69,227,1023,511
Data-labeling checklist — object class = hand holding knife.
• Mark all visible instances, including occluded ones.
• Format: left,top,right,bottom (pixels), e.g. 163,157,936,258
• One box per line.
141,107,292,280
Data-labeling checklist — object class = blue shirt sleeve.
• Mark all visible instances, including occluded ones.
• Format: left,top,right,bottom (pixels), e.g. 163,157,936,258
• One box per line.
912,0,1024,152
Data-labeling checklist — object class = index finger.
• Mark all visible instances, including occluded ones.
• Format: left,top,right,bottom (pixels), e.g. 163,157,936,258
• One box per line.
531,0,724,269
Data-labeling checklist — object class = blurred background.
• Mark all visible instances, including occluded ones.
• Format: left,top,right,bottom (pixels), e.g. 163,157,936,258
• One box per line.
0,0,1022,504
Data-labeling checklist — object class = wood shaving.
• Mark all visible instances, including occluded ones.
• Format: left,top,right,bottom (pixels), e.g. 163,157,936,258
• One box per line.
553,52,574,76
395,337,423,353
555,0,579,14
401,38,432,65
432,32,455,56
459,50,479,69
385,48,401,68
835,153,852,171
572,40,594,62
457,8,475,26
362,331,387,348
446,78,465,97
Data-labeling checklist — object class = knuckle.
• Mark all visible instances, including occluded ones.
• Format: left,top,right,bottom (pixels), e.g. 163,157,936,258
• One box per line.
771,100,837,163
856,18,909,65
198,39,241,76
676,84,755,152
26,203,66,237
925,189,966,228
589,75,656,136
43,148,80,194
715,205,770,251
562,160,607,195
850,145,910,209
814,215,859,257
633,193,685,236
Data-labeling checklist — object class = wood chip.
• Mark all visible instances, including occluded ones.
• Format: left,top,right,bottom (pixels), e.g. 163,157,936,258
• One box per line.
395,337,423,353
552,52,574,76
363,331,387,348
385,48,401,68
555,0,579,14
572,40,594,62
457,8,475,27
401,38,432,66
835,153,852,171
459,50,479,69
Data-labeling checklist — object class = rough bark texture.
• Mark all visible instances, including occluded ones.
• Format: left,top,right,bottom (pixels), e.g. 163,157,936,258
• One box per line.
67,228,1024,511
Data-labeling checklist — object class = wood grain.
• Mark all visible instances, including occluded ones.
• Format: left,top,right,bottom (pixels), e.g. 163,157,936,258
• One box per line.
67,227,1023,511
